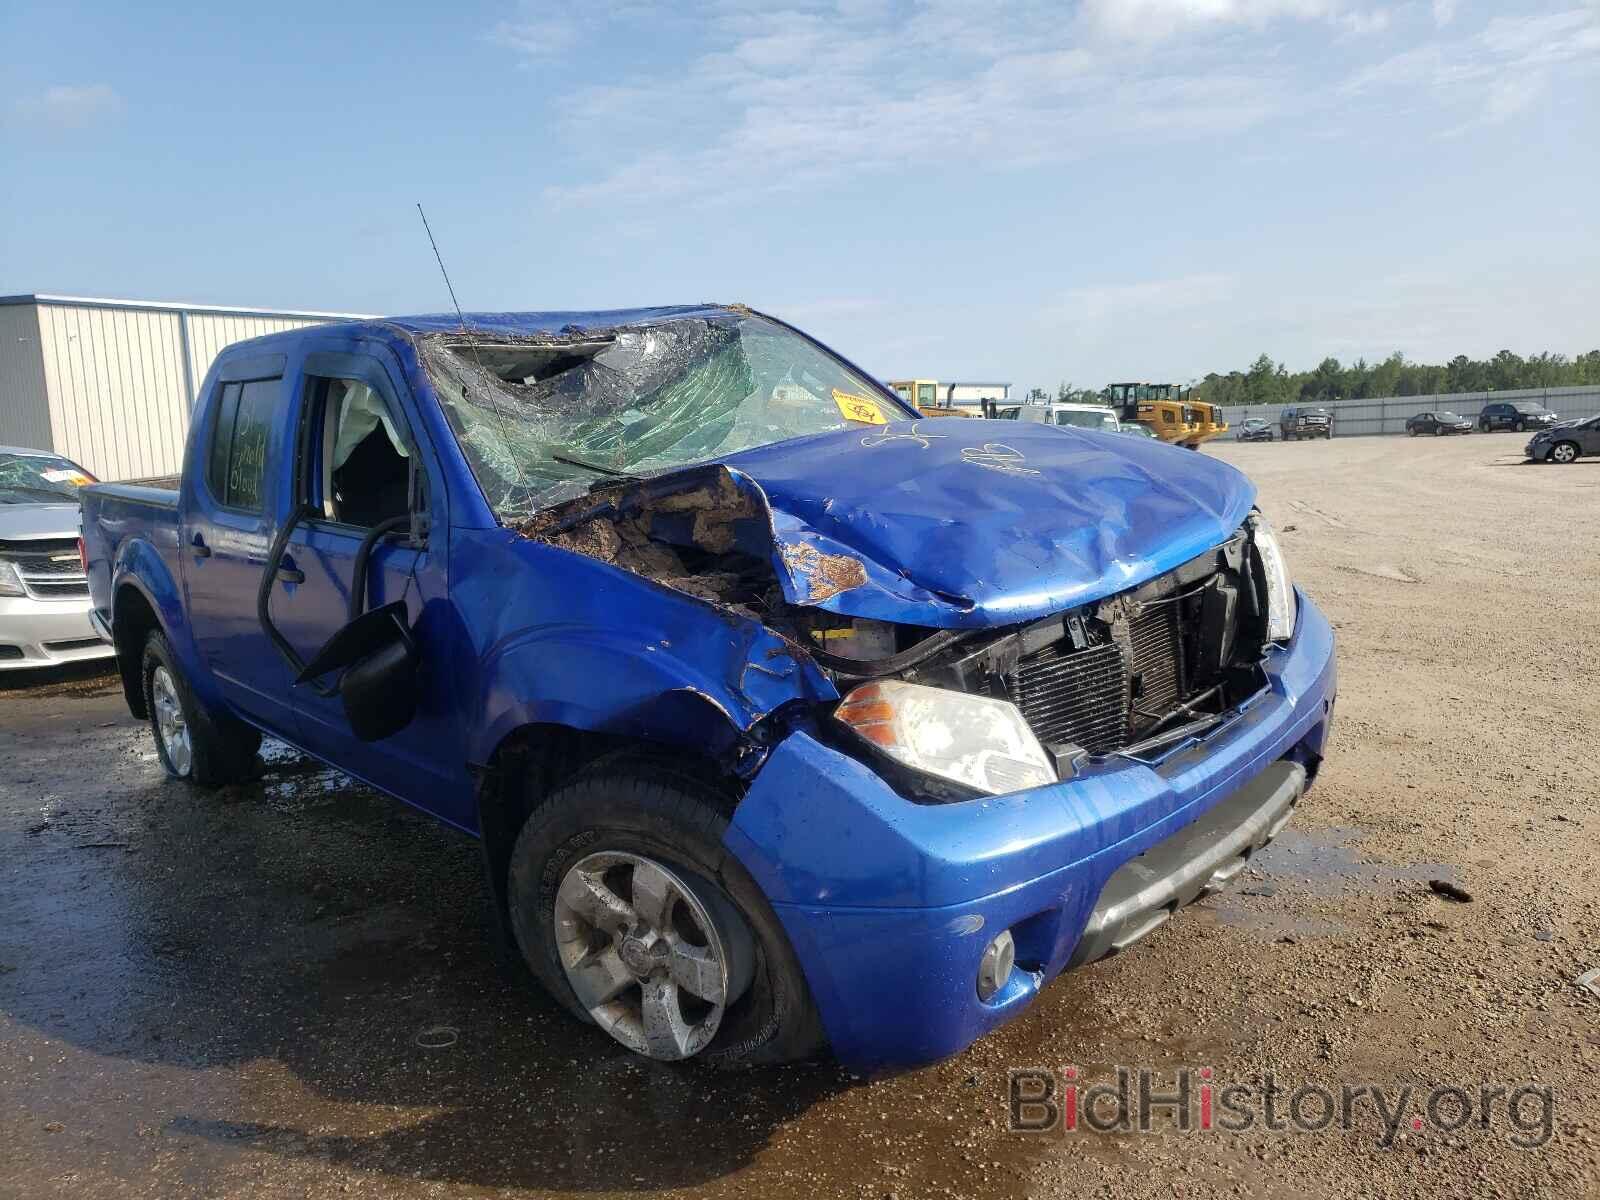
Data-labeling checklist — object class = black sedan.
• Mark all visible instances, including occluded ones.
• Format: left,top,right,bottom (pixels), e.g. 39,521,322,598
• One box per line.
1406,411,1472,436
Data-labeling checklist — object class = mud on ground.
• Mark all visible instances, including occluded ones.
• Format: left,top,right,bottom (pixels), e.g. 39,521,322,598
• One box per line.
1,432,1597,1198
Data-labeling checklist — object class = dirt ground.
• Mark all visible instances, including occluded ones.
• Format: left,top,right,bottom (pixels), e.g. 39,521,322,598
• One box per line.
1,432,1597,1199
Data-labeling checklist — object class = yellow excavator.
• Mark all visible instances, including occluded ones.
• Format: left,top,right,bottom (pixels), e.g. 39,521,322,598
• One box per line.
1107,382,1227,447
887,379,973,418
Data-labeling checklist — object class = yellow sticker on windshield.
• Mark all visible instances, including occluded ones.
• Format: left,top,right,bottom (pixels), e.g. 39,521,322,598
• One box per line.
833,389,888,426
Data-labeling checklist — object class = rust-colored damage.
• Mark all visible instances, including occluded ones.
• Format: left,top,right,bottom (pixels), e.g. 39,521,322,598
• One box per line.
780,543,869,604
516,469,770,612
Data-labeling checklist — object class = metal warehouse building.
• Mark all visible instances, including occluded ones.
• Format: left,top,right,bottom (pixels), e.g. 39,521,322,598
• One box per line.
0,294,370,481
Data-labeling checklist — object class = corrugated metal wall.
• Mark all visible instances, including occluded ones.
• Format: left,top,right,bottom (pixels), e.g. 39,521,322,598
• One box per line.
4,299,348,480
1222,385,1600,438
33,303,191,481
0,304,53,450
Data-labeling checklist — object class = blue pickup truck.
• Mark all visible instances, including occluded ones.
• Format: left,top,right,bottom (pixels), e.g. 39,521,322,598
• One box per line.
82,306,1335,1070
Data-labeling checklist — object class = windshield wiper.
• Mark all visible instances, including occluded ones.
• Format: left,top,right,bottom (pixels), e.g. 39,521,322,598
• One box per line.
550,450,641,480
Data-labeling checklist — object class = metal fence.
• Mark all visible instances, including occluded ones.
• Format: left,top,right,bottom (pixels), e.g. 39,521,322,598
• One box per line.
1221,385,1600,438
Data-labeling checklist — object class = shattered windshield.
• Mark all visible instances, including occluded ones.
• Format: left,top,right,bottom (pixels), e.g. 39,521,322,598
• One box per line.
421,314,911,520
0,452,97,504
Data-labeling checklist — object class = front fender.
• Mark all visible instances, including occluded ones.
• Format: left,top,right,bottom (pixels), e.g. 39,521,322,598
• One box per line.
458,533,839,767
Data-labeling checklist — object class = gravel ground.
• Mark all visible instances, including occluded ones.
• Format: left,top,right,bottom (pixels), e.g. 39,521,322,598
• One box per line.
1,431,1596,1199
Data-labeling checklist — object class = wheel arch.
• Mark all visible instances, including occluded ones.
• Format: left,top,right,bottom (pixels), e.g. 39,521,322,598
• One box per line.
474,713,755,942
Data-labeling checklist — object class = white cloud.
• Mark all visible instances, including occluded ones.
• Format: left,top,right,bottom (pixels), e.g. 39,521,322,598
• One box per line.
526,3,1300,208
14,83,123,129
1341,6,1600,126
1432,0,1459,27
1079,0,1346,40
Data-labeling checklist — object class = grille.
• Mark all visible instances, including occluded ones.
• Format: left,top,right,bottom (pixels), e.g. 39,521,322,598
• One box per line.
1007,638,1129,754
1,538,89,600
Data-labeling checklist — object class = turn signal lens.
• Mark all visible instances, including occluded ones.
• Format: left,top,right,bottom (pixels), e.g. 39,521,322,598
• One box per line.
833,680,1057,796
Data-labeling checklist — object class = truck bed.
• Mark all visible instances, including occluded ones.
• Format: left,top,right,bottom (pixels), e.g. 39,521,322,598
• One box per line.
81,481,184,650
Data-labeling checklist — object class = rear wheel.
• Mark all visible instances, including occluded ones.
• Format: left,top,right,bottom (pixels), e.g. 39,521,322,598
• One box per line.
141,631,261,785
507,760,824,1067
1551,441,1580,464
1514,420,1525,433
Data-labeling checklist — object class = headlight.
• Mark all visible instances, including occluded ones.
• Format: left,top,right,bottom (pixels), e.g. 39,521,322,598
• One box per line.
0,559,26,598
833,680,1057,796
1249,514,1296,643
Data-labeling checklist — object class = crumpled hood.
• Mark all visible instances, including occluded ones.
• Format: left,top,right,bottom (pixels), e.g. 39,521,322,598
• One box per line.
0,502,82,541
722,420,1256,629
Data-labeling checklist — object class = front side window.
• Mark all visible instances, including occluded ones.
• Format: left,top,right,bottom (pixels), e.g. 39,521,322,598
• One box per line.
0,451,96,504
421,314,914,520
207,377,278,512
304,377,413,528
917,383,937,406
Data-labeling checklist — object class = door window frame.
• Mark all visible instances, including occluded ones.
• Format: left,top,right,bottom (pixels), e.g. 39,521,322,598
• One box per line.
292,351,430,546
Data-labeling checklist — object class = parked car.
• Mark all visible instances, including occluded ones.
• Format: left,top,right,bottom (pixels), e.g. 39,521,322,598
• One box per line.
1236,418,1274,442
0,446,116,670
1405,411,1472,436
1478,401,1558,433
998,402,1121,434
82,306,1335,1071
1526,414,1600,464
1279,406,1332,440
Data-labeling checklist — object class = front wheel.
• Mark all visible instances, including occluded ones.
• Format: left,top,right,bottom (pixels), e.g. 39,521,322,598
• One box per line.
141,631,261,785
1551,441,1580,464
1479,419,1491,432
507,761,824,1067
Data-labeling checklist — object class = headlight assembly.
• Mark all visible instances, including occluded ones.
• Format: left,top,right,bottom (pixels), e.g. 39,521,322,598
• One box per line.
0,559,26,598
1248,513,1297,644
833,679,1057,797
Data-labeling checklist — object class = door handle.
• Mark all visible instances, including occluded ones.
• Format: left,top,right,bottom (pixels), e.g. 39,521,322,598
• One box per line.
190,533,211,558
276,558,305,585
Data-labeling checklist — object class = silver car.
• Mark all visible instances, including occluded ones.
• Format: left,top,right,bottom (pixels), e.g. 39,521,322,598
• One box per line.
0,447,115,670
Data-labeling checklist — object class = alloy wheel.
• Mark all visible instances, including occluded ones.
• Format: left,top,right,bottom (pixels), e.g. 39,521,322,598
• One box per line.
1552,443,1577,464
554,850,749,1060
151,666,192,776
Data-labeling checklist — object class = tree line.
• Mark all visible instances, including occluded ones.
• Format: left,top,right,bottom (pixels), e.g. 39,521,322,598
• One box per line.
1189,348,1600,408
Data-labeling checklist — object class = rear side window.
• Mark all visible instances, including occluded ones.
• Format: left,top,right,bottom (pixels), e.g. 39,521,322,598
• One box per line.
207,376,280,512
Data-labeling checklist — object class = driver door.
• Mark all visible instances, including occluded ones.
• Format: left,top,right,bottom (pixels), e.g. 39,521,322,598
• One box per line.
268,345,470,816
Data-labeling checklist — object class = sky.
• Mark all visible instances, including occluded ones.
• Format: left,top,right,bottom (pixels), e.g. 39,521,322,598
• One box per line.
2,0,1597,394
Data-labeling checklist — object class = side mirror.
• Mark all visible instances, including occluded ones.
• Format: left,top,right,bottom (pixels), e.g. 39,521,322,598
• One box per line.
296,601,419,742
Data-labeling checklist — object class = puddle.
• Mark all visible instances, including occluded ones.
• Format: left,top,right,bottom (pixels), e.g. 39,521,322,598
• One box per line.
1248,825,1456,896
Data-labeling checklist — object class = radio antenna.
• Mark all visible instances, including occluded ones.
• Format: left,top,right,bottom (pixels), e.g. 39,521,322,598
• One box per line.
416,203,526,492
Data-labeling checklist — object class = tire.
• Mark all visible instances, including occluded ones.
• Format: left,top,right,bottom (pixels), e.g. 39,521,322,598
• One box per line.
141,630,261,785
1514,420,1525,433
506,759,824,1068
1434,426,1445,436
1479,419,1491,432
1550,441,1580,465
1408,427,1417,437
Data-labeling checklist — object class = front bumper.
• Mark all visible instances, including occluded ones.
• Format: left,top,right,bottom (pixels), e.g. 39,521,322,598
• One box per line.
728,592,1336,1069
0,596,115,671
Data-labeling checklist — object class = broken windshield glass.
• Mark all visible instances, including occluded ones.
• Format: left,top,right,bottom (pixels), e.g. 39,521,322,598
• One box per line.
420,314,911,520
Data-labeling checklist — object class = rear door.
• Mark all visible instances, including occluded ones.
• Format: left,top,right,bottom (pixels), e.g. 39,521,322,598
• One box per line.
183,356,302,737
267,341,470,818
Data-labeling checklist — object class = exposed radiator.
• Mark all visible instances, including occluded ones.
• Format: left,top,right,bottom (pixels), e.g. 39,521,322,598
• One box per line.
1127,603,1185,732
1006,638,1129,754
1006,599,1193,754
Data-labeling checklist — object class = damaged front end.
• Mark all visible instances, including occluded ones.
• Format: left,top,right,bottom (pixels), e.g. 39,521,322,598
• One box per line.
417,306,1283,802
513,459,1283,803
